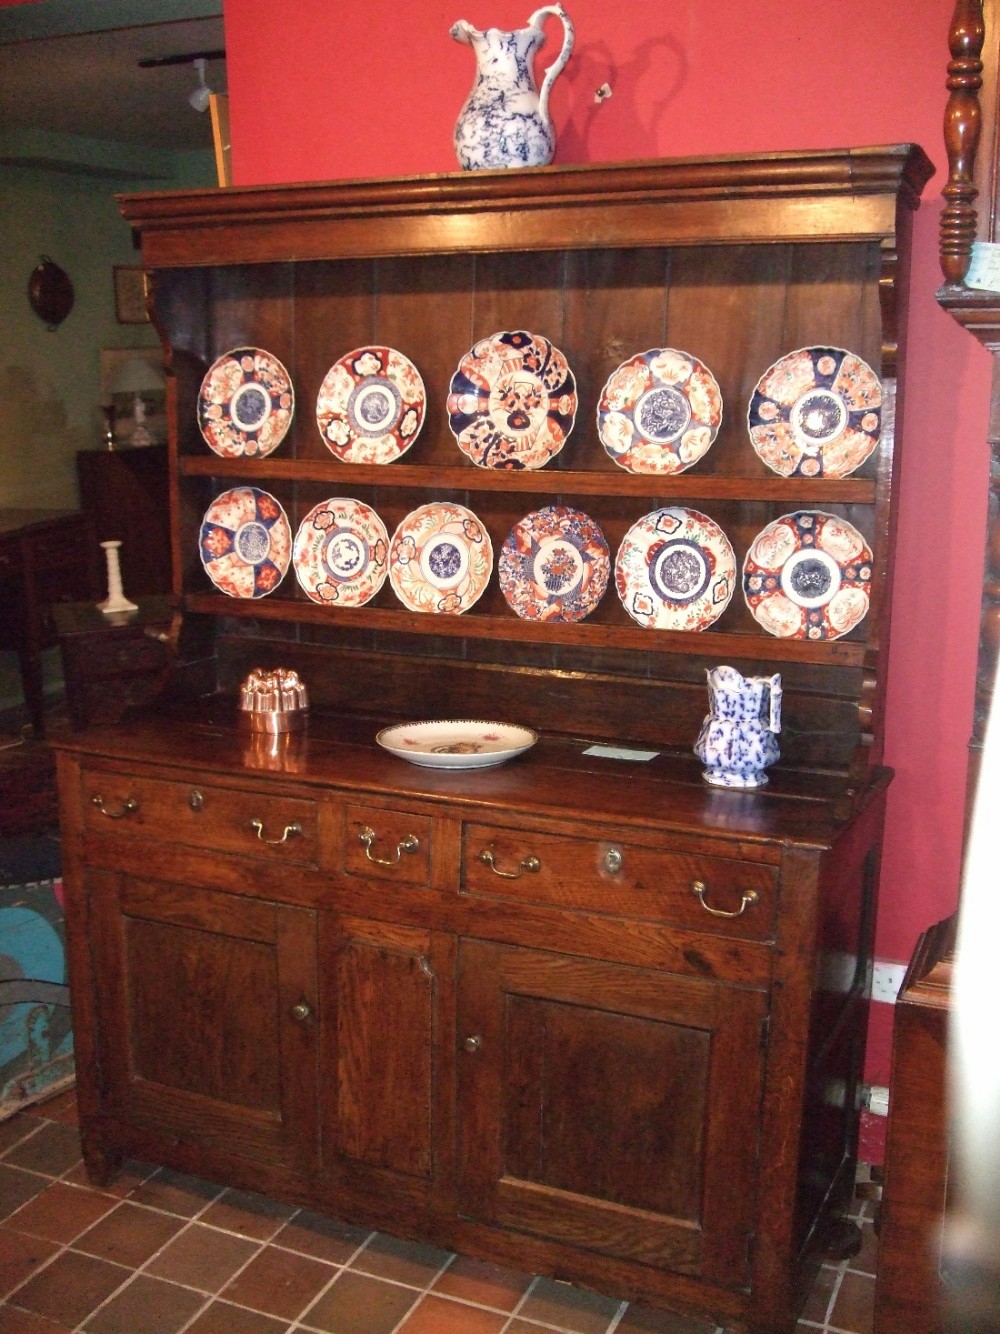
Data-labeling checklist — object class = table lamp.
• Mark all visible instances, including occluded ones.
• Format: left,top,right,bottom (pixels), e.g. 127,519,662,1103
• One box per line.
109,356,165,447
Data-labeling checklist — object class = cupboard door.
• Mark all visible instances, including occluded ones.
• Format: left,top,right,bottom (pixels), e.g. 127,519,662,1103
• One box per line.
319,915,452,1205
457,941,765,1288
89,870,319,1169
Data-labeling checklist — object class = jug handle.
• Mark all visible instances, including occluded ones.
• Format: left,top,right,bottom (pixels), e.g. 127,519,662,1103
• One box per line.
769,677,783,733
530,5,575,129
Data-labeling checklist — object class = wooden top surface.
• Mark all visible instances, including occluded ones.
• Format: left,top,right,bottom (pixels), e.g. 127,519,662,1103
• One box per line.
0,507,83,538
118,146,933,267
52,698,890,854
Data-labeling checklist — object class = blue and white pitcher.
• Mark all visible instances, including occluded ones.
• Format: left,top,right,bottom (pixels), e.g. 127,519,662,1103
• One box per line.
450,6,574,170
694,666,782,789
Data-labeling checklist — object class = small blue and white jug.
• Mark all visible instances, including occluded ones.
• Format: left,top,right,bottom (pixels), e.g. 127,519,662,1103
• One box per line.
450,6,575,170
694,666,782,789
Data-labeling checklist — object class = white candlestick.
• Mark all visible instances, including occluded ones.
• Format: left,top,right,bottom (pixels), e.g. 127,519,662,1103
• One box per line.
98,540,138,614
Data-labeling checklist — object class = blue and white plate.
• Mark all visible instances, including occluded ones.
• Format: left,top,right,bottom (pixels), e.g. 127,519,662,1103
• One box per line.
199,486,291,598
388,502,492,614
316,345,425,464
447,330,576,470
197,347,294,459
597,348,722,475
743,510,872,639
293,498,389,606
499,506,609,623
614,507,735,631
747,347,881,478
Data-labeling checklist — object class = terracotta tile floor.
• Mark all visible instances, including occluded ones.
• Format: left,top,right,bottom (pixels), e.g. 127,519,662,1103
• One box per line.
0,1088,877,1334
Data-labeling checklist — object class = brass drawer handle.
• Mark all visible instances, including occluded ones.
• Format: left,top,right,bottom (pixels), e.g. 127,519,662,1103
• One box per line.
691,879,759,919
359,825,420,865
251,818,303,845
91,794,139,820
478,849,541,879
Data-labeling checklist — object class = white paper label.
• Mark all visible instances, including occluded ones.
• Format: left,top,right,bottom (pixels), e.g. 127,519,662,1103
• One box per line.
582,744,659,762
964,241,1000,293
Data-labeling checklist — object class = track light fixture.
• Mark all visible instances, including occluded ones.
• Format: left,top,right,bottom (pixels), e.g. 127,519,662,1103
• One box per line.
188,57,212,113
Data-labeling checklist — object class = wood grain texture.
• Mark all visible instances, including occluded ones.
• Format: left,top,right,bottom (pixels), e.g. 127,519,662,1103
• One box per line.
874,917,955,1334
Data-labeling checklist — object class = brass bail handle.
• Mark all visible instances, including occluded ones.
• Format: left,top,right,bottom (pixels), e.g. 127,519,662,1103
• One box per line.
690,879,759,919
91,794,139,820
250,818,302,846
359,826,420,866
478,848,541,880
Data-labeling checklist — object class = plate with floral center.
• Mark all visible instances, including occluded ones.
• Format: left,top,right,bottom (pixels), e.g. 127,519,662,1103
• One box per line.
499,505,609,623
615,507,736,631
447,330,577,470
316,345,426,464
200,486,291,598
197,347,294,459
293,498,389,606
597,347,723,475
388,502,493,614
376,720,538,769
747,346,881,478
743,510,873,640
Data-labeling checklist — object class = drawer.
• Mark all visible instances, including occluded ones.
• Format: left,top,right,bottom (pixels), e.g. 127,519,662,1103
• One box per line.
343,804,433,886
462,823,777,940
81,771,318,864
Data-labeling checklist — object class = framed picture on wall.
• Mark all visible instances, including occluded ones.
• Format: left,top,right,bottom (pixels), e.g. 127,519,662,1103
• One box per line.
113,265,149,324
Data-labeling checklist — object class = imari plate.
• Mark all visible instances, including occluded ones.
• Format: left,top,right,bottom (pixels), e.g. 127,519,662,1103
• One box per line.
293,498,389,606
499,506,609,623
743,510,873,640
199,486,291,598
197,347,294,458
615,507,736,631
597,347,722,475
376,720,537,769
447,330,577,470
316,346,425,464
747,346,881,478
388,502,493,614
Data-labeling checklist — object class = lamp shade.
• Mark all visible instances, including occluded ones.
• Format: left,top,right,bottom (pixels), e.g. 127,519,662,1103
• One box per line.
110,357,165,396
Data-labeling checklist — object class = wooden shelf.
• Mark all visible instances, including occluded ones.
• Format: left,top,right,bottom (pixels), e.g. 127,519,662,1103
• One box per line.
179,456,878,503
184,590,868,666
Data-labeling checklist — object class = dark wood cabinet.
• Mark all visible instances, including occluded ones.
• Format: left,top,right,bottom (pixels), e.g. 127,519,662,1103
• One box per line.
0,508,99,733
874,916,955,1333
75,446,170,597
319,911,449,1205
456,939,765,1286
55,148,931,1332
85,867,319,1173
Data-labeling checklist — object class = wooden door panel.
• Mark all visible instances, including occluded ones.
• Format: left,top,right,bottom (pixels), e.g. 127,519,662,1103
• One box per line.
126,917,281,1109
458,940,765,1287
320,916,451,1198
90,871,318,1168
504,996,708,1219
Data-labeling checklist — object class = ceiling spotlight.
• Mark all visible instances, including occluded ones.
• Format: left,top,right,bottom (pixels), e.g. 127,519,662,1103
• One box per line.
188,58,212,113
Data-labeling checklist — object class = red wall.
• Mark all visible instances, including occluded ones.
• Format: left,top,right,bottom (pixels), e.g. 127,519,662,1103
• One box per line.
223,0,992,972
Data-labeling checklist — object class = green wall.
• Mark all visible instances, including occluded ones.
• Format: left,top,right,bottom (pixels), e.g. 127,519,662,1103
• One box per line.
0,149,213,711
0,151,213,511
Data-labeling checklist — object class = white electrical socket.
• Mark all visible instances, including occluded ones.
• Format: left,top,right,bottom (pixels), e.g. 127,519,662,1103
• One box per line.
866,1085,890,1117
871,961,907,1003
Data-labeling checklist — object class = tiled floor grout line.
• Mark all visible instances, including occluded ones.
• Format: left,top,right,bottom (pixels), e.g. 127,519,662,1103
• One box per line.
602,1297,630,1331
73,1189,276,1334
1,1108,880,1334
1,1162,234,1331
497,1272,542,1332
